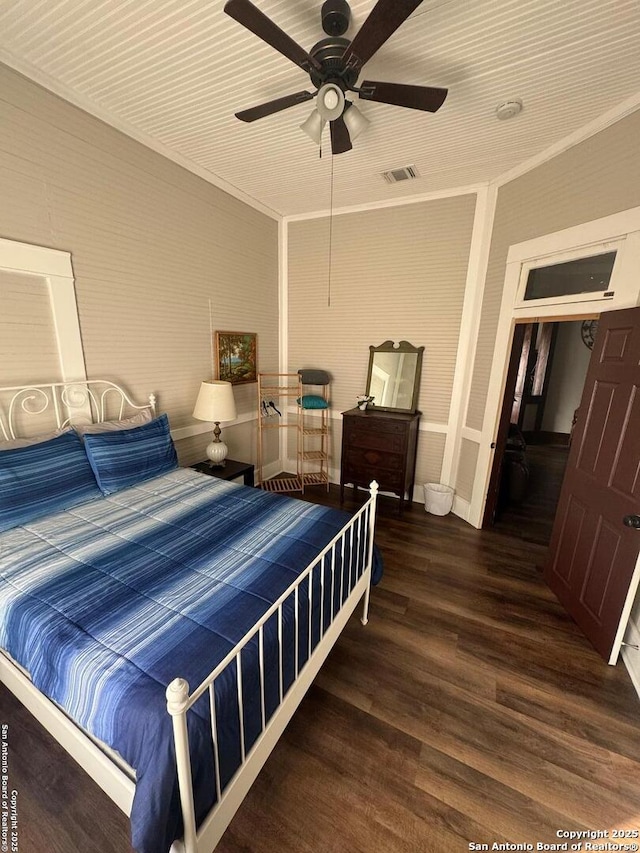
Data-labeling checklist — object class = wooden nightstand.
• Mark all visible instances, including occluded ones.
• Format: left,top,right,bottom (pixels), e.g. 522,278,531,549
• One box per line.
192,459,255,487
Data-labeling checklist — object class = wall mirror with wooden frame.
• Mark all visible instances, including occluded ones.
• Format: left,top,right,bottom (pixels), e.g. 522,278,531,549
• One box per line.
365,340,424,413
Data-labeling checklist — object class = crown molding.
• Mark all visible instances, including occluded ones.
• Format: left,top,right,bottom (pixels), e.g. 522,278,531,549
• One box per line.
4,48,639,225
284,183,487,222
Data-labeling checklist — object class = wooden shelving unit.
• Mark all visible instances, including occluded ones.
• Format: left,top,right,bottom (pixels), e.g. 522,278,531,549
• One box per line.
257,372,331,493
298,380,330,492
257,373,302,492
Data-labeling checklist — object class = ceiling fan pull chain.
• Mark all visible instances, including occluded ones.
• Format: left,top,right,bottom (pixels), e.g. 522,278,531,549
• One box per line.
328,153,334,308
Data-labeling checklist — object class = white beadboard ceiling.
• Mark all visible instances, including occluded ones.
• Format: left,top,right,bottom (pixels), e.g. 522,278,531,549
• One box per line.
1,0,639,218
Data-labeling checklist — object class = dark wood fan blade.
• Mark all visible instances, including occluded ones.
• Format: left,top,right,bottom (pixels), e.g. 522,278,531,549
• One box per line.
330,114,352,155
224,0,321,73
359,81,448,112
236,91,315,122
342,0,423,72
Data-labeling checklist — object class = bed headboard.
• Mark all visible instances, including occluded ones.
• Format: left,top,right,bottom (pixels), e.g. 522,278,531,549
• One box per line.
0,380,156,441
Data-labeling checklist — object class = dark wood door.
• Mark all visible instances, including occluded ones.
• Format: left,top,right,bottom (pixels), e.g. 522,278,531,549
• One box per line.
544,306,640,663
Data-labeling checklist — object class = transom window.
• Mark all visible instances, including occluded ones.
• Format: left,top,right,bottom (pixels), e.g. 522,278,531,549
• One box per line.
524,251,617,301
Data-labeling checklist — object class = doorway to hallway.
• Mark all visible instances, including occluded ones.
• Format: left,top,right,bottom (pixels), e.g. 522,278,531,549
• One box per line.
488,318,593,546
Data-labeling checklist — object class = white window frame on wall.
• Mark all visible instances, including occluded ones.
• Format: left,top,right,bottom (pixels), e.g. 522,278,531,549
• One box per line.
514,240,627,312
0,238,87,384
468,205,640,530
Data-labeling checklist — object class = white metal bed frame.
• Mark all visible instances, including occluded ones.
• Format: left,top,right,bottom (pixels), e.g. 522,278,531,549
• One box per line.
0,380,379,853
0,379,156,440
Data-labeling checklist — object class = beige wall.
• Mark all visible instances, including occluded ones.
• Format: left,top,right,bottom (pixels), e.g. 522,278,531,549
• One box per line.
0,270,61,386
287,194,477,491
6,57,638,507
455,108,640,507
0,64,279,466
468,109,640,433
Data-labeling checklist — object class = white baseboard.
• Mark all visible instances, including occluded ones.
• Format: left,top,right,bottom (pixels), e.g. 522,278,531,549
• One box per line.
283,458,473,522
259,460,285,482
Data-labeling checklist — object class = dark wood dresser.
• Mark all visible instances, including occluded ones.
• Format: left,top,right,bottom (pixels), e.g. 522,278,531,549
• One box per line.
340,407,420,511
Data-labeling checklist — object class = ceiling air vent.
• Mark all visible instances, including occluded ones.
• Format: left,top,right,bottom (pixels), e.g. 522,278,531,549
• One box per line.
382,164,420,184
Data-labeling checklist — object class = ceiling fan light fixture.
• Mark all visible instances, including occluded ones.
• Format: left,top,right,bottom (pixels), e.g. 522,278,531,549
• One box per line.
316,82,345,121
343,103,369,141
226,0,449,155
300,109,326,145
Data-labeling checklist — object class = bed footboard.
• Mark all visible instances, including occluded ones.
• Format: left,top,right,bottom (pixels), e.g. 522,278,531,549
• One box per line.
167,480,379,853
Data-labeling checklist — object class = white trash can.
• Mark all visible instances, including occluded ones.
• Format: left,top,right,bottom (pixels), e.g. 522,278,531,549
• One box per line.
423,483,454,516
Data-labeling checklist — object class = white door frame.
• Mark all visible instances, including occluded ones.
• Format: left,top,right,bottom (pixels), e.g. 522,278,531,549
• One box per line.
469,205,640,530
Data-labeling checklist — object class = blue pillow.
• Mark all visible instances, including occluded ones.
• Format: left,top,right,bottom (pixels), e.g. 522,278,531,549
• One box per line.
297,395,329,409
0,430,102,532
83,412,178,495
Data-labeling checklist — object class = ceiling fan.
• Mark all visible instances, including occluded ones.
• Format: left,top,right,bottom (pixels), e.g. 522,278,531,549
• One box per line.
224,0,448,155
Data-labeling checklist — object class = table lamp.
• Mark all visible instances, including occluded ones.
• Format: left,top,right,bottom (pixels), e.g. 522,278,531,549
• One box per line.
192,380,237,467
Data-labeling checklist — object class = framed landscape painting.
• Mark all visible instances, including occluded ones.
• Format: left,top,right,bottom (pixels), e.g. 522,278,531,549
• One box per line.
215,331,258,385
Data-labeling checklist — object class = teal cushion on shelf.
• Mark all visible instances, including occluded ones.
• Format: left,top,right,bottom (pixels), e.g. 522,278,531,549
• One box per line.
297,395,328,409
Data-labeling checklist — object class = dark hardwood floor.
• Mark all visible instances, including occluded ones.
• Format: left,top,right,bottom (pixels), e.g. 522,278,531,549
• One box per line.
3,483,640,853
494,443,570,545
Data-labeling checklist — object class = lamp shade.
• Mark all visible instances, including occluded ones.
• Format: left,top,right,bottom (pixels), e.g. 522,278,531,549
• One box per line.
300,109,326,145
343,103,369,141
316,82,345,121
192,380,237,423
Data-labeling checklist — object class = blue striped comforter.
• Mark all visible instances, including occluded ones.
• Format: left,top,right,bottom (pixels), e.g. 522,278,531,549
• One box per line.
0,469,380,852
